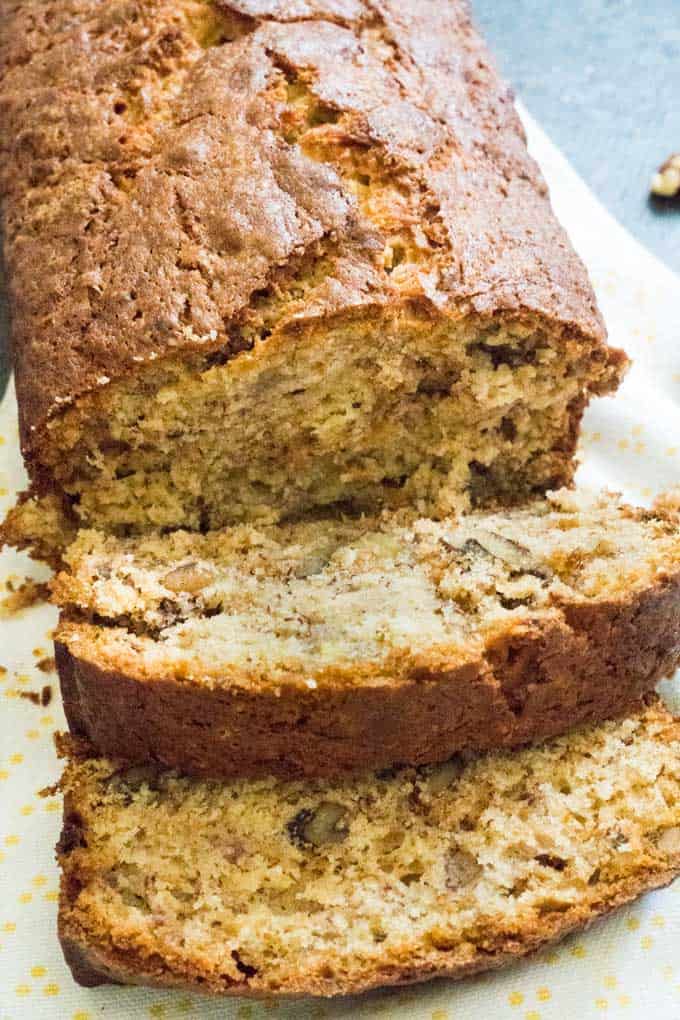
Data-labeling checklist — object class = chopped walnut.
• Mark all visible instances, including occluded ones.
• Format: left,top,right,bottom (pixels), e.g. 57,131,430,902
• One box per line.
657,826,680,854
469,529,552,579
287,802,349,847
445,848,482,890
162,562,213,593
426,758,464,794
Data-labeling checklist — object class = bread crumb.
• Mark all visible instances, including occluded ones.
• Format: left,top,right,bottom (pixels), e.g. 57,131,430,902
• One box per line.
15,682,51,706
18,689,42,706
0,579,50,616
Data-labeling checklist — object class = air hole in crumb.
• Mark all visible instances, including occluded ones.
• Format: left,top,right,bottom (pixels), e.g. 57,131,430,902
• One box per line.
383,475,407,490
500,416,517,440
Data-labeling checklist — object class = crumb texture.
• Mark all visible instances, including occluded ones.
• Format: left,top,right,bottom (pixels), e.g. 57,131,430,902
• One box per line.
56,490,680,678
58,705,680,997
52,490,680,776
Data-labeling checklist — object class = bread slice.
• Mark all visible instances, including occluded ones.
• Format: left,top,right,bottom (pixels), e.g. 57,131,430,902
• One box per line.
57,703,680,998
53,490,680,778
1,0,624,555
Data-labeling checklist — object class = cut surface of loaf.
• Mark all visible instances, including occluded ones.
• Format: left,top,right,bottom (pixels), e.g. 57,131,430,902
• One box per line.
57,704,680,998
0,0,625,550
53,490,680,777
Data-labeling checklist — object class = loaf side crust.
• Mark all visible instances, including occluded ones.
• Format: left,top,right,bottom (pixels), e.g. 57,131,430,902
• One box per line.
56,572,680,777
0,0,621,468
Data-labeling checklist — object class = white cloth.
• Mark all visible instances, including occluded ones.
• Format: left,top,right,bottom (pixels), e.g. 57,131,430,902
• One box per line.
1,109,679,1020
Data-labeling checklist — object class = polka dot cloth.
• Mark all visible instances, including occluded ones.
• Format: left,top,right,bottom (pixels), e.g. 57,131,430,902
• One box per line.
1,110,679,1020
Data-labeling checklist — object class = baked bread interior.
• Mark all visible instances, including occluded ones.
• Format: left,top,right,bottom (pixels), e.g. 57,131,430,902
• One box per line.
57,703,680,997
53,489,680,776
0,0,624,553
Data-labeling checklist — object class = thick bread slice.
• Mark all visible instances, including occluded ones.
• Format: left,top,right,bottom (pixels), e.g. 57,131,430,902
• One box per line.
53,490,680,778
57,703,680,998
1,0,624,551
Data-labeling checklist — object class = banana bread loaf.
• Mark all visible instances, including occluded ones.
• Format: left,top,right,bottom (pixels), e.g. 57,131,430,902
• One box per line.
53,490,680,778
57,703,680,998
0,0,625,552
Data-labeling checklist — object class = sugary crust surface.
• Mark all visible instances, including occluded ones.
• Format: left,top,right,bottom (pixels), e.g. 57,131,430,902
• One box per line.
56,573,680,778
56,871,680,997
0,0,620,465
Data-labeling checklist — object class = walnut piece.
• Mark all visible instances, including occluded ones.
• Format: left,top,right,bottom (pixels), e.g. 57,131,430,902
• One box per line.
162,562,213,593
445,847,482,890
426,758,464,794
651,154,680,198
470,529,552,579
657,826,680,854
287,802,349,847
116,765,162,792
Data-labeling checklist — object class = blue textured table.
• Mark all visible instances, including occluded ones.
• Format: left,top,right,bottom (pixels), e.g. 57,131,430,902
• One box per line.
474,0,680,272
1,1,678,394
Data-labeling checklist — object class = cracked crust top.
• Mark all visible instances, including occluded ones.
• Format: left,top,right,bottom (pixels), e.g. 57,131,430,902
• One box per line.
0,0,616,462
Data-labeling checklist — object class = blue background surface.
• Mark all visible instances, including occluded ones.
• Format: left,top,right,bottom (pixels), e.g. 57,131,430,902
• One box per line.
474,0,680,271
1,1,679,394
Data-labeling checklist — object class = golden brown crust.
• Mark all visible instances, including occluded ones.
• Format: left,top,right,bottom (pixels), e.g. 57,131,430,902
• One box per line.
56,573,680,778
0,0,622,472
57,866,680,997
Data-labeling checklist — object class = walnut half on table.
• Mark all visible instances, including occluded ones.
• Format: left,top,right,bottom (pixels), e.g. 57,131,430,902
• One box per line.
651,154,680,198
